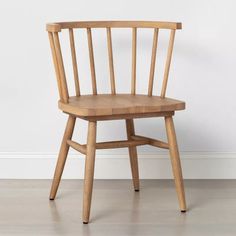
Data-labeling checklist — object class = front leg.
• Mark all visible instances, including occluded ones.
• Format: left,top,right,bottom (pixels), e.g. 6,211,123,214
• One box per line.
83,121,97,223
165,116,186,212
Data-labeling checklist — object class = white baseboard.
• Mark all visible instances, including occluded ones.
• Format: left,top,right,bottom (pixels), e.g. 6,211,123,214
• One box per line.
0,152,236,179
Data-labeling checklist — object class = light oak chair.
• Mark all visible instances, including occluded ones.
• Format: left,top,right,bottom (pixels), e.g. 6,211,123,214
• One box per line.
46,21,186,223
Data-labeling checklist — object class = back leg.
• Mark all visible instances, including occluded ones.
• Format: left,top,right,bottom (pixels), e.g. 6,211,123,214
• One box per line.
49,115,76,200
126,119,140,191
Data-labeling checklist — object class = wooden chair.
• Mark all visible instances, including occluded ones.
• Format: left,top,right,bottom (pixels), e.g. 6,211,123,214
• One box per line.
46,21,186,223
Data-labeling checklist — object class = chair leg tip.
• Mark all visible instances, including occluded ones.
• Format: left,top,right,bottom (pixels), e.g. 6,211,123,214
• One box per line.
135,189,140,192
83,222,89,224
49,197,55,201
181,210,186,213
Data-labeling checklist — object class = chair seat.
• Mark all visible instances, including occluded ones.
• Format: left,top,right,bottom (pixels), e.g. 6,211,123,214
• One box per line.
58,94,185,117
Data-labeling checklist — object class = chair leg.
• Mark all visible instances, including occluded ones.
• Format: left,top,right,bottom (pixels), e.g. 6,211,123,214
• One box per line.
83,121,97,224
165,116,187,212
49,115,76,200
126,119,140,191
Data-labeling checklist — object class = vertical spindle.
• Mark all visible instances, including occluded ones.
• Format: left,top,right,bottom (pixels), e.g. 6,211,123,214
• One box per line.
131,28,137,95
106,28,116,94
148,28,159,96
69,29,80,96
87,28,97,95
161,29,176,98
53,32,69,103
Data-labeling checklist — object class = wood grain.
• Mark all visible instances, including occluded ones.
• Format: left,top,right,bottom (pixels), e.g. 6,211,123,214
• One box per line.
46,21,182,32
58,94,185,117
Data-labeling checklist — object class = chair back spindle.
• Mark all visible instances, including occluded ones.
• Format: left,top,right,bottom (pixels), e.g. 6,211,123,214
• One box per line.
131,27,137,95
53,32,69,103
106,28,116,94
148,28,159,96
161,29,176,98
69,28,80,96
46,21,181,102
87,28,97,95
48,32,64,100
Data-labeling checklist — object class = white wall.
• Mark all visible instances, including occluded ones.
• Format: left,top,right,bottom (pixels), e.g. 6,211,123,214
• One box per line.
0,0,236,178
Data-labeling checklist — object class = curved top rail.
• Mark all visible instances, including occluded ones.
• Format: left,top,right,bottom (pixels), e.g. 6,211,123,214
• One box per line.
46,21,182,32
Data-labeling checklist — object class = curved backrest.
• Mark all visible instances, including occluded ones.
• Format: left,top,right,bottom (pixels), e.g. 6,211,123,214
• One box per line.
46,21,182,103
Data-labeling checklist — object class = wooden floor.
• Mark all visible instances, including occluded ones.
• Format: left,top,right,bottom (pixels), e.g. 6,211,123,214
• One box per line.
1,180,236,236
